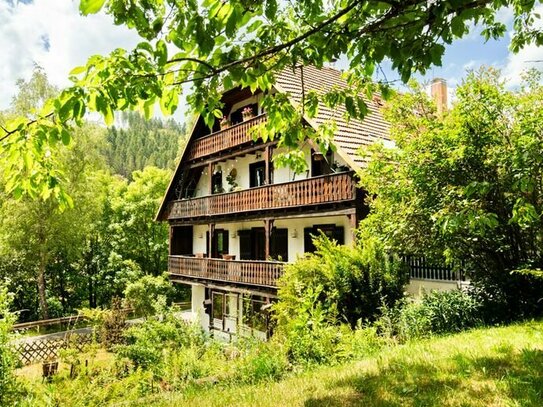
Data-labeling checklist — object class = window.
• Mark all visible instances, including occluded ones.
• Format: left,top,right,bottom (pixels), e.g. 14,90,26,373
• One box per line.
238,228,265,260
249,161,266,187
206,229,229,258
211,170,223,194
311,149,333,177
212,292,224,323
170,226,193,255
304,224,344,253
242,295,268,332
271,228,288,261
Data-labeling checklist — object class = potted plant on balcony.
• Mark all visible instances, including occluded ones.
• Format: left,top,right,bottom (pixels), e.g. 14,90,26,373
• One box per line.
226,168,238,192
220,116,231,130
242,106,255,121
222,254,236,260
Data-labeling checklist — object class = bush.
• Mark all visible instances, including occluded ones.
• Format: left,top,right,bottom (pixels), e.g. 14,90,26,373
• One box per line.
378,289,483,341
115,310,206,373
273,234,406,364
275,235,407,328
0,283,19,405
123,274,173,317
233,340,289,384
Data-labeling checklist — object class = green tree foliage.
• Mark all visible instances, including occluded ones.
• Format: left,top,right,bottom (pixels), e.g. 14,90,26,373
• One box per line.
360,68,543,321
0,71,175,320
123,274,173,317
0,283,18,405
3,0,543,201
104,112,185,179
108,166,171,276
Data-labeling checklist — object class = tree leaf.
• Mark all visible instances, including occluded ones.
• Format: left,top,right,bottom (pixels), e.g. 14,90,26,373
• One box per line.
79,0,107,15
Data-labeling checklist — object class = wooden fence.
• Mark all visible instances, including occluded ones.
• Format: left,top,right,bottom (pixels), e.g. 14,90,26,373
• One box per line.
13,333,93,365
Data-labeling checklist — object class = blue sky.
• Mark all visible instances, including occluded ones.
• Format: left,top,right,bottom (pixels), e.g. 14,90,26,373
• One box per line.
1,1,542,117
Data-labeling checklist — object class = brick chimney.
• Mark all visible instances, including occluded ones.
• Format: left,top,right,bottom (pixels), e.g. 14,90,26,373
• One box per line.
431,78,447,115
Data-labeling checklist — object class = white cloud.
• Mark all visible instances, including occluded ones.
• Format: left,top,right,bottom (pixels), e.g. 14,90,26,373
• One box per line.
0,0,140,109
503,5,543,87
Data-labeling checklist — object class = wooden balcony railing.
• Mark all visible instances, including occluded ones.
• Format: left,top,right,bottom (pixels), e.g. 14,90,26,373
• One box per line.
186,114,267,160
167,172,356,220
169,255,285,288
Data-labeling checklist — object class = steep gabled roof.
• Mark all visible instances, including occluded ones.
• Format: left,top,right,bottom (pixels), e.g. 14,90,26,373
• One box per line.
274,65,390,169
156,66,391,221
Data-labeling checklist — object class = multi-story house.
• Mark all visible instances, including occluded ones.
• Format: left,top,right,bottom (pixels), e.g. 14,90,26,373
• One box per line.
156,66,460,339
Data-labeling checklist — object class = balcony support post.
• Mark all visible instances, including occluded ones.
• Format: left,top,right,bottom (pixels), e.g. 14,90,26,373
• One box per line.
348,212,357,243
264,145,272,185
208,223,215,258
264,218,274,260
208,162,213,195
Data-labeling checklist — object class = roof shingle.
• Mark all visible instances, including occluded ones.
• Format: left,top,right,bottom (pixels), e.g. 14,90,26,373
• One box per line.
275,65,391,168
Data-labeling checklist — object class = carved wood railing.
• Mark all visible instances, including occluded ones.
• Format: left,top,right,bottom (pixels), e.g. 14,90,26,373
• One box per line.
186,114,267,160
167,172,355,219
168,256,285,288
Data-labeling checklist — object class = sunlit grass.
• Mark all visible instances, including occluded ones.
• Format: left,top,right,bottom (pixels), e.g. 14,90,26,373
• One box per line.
151,321,543,406
16,321,543,406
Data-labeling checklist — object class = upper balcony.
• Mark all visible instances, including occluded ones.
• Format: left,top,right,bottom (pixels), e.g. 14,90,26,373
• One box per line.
186,114,267,161
166,171,356,220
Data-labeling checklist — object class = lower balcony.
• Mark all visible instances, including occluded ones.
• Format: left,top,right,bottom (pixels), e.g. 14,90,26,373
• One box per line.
168,255,285,288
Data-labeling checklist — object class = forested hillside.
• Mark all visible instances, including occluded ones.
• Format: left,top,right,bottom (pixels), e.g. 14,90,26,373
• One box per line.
104,112,186,179
0,69,187,321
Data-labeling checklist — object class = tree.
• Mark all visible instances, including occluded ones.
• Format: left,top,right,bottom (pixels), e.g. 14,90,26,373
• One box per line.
0,283,18,404
108,166,171,276
2,0,543,201
359,68,543,321
104,111,185,179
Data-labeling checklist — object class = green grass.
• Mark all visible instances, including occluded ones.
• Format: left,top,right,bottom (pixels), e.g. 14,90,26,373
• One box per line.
148,321,543,407
17,321,543,406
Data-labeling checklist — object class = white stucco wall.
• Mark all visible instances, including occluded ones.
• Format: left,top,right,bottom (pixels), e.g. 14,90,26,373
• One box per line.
192,215,353,261
406,279,460,296
191,284,209,330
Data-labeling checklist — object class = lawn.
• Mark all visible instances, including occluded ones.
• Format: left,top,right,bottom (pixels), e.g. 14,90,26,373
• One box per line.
16,321,543,406
150,321,543,406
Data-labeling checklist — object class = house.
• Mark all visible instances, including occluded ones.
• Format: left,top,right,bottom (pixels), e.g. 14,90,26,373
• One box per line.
156,66,461,339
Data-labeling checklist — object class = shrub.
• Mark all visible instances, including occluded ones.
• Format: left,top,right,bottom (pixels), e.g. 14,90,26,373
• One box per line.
273,234,406,364
233,340,289,384
123,274,173,317
0,283,19,405
115,310,206,373
378,289,483,341
275,235,407,328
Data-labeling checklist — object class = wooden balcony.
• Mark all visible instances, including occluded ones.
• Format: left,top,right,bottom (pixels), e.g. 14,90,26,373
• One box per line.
168,255,284,288
186,114,267,161
167,172,356,220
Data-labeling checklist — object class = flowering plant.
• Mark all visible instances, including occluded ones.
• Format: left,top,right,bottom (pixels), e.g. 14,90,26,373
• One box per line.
242,106,254,116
